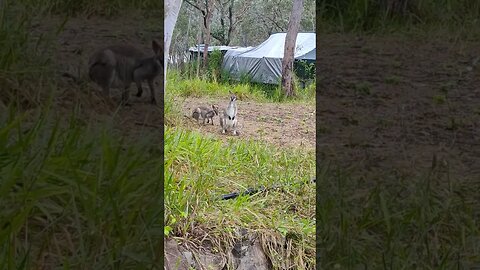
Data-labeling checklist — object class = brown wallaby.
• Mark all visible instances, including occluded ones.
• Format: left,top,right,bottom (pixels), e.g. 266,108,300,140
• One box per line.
88,39,163,105
192,105,219,125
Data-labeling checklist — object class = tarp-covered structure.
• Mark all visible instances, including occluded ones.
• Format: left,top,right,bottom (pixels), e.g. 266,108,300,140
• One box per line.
189,45,243,60
221,32,316,84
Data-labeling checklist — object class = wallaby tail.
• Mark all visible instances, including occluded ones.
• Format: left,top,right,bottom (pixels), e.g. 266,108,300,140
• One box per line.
60,71,84,86
186,109,199,122
191,108,200,118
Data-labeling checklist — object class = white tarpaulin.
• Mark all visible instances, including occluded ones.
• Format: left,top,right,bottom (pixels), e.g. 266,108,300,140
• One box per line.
221,32,316,84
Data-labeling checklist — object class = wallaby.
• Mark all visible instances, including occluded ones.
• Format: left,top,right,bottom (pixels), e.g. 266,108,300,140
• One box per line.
192,105,219,125
220,93,238,135
88,39,163,105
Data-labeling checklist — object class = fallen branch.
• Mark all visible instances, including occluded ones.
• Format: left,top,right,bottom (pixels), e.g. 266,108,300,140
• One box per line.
220,178,315,200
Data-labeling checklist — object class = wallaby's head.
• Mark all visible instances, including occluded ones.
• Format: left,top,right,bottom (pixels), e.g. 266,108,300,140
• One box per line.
229,93,237,102
151,39,163,69
211,105,219,115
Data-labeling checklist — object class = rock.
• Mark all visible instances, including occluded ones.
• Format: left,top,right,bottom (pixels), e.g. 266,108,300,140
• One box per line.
195,250,225,270
235,240,271,270
165,234,271,270
164,239,189,270
182,251,194,266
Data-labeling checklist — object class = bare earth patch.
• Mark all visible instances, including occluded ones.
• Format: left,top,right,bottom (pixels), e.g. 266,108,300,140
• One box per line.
178,97,315,149
318,33,480,179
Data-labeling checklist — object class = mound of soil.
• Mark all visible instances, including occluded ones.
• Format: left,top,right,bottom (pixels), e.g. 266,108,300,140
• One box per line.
318,33,480,179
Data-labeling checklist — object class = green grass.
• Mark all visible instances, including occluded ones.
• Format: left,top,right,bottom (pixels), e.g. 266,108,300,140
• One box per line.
164,126,315,269
433,94,447,105
384,75,402,85
352,81,372,96
0,106,163,268
318,0,480,34
317,164,480,269
0,0,58,108
166,70,316,103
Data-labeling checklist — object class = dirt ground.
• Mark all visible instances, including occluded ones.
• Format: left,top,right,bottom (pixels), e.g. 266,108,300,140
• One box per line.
179,97,315,149
318,33,480,179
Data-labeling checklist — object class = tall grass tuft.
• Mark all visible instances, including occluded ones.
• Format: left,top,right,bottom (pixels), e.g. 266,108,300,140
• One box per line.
317,163,480,268
0,0,58,109
0,107,163,268
166,69,315,103
318,0,480,32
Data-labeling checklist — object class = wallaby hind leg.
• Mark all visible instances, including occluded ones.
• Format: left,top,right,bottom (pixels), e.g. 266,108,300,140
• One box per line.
99,85,110,100
232,119,238,135
89,64,114,99
135,80,143,97
147,79,157,105
220,116,226,133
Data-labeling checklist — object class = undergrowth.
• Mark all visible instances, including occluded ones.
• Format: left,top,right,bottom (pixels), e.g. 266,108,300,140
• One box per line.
0,106,163,268
0,0,58,109
166,70,316,103
318,0,480,34
164,126,315,269
317,163,480,269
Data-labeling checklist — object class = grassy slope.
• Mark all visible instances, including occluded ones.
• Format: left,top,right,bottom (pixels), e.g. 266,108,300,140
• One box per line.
164,77,316,268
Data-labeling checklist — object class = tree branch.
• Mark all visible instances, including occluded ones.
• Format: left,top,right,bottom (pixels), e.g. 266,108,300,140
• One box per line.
211,31,226,44
184,0,204,12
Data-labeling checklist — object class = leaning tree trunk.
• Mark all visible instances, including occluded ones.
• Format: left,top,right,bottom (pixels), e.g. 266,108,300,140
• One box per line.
281,0,304,97
165,0,183,92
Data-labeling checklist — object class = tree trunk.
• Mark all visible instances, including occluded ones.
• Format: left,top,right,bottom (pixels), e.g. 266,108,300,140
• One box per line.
281,0,304,97
202,0,214,68
165,0,184,92
196,32,201,78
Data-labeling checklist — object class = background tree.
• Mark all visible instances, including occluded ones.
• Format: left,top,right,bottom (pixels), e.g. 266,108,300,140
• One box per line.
172,0,315,51
281,0,304,97
185,0,215,67
210,0,251,45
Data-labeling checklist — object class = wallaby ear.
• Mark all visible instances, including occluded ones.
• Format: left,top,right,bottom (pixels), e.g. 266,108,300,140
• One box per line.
152,39,163,57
